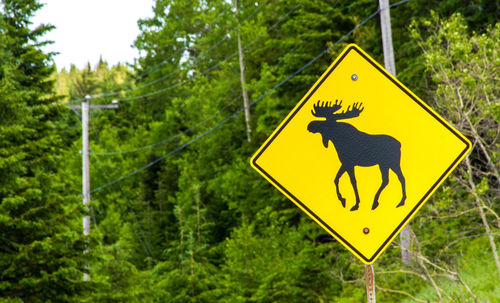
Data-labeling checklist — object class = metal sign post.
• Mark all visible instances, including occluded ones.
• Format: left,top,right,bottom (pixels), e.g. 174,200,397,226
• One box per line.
365,264,376,303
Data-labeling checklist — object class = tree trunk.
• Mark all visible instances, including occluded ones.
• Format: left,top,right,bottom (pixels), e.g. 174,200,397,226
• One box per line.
465,156,500,281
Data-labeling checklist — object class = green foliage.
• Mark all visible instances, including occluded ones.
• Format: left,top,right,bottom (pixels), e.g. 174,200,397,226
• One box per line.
221,209,343,303
410,10,499,256
55,60,132,101
0,0,91,301
11,0,498,301
83,1,498,301
402,238,500,303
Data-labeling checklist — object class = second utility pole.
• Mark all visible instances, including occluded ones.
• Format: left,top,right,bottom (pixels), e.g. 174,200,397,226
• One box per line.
234,0,252,142
378,0,412,266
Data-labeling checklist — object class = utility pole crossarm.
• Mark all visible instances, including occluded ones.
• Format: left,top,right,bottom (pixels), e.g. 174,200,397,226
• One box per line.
69,104,119,110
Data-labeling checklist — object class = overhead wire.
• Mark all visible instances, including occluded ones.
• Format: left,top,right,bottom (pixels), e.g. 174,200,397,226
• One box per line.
70,106,155,258
91,87,241,156
91,1,338,156
113,1,304,103
88,0,414,194
193,0,270,61
69,109,105,257
65,1,270,104
87,118,155,258
66,4,233,103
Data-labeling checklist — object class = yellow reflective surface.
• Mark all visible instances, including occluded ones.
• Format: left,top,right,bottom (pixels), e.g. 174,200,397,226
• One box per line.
250,44,471,264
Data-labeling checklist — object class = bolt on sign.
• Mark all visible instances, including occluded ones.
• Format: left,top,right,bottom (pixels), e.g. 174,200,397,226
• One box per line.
250,44,471,264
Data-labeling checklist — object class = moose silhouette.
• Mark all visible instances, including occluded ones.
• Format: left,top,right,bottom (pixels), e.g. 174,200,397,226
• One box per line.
307,100,406,211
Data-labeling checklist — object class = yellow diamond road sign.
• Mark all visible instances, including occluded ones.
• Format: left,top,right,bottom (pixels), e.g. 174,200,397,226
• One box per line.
250,44,471,264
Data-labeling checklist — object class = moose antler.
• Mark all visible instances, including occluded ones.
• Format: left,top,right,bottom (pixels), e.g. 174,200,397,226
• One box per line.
311,100,343,117
332,102,364,120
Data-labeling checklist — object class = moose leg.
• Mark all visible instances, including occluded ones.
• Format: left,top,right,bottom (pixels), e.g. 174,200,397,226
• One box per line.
346,167,360,211
392,165,406,207
334,165,347,208
373,166,389,210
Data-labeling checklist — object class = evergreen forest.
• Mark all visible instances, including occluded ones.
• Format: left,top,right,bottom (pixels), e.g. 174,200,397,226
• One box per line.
0,0,499,302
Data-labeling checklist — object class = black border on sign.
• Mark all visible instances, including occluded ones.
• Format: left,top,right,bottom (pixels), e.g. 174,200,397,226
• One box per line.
251,45,471,263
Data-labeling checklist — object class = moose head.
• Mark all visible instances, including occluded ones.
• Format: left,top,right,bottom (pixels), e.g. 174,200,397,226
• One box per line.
307,100,364,148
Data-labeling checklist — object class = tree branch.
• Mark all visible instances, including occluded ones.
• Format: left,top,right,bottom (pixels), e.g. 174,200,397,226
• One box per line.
376,285,427,303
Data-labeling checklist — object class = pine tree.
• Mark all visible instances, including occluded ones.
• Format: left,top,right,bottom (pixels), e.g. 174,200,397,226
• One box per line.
0,1,91,301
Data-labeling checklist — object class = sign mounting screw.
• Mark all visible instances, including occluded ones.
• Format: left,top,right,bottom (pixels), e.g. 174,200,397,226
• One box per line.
363,227,370,234
351,74,358,81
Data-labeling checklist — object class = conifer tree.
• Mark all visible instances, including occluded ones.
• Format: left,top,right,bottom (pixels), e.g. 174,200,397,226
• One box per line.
0,1,91,301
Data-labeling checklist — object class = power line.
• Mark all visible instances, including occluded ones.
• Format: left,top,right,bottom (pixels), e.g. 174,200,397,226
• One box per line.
65,1,270,104
91,3,337,157
390,0,410,9
67,4,235,103
192,0,270,62
90,150,155,258
89,3,402,195
68,108,106,258
91,89,241,156
88,119,155,258
112,2,304,103
90,0,338,156
70,102,155,258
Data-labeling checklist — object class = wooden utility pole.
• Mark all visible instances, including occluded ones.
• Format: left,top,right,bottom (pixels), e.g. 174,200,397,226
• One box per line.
378,0,411,266
71,96,119,280
379,0,395,75
82,95,91,281
234,0,252,142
